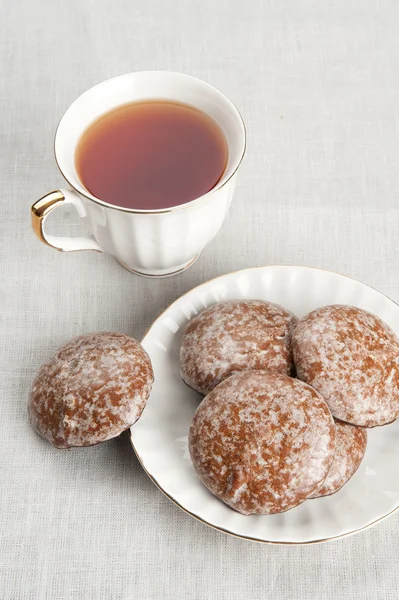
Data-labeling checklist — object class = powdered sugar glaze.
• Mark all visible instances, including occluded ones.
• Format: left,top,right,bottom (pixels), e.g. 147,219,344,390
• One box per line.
180,300,298,395
293,305,399,427
189,371,336,515
29,332,154,448
312,420,367,498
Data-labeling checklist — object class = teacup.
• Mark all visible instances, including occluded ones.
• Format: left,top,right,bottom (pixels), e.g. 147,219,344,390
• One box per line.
31,71,246,277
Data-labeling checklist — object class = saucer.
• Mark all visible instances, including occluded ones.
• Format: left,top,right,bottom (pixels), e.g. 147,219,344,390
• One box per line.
130,266,399,544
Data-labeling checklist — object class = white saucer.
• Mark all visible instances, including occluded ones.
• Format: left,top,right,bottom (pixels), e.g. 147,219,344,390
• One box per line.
130,266,399,544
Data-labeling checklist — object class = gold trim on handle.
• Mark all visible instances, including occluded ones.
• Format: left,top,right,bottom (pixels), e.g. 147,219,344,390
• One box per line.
31,190,65,249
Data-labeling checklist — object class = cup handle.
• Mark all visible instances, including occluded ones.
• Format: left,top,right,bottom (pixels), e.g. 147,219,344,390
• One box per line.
31,188,103,252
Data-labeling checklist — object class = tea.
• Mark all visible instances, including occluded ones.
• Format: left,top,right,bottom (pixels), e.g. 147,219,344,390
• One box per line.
75,100,228,210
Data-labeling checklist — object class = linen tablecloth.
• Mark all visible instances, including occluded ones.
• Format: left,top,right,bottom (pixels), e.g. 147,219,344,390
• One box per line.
2,0,399,598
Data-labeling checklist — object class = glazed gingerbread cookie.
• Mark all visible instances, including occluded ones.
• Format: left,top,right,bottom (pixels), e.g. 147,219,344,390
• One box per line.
311,420,367,498
189,370,336,515
293,305,399,427
180,300,298,395
29,332,154,448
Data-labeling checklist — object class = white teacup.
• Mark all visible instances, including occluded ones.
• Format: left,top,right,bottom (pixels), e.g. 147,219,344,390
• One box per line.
31,71,246,277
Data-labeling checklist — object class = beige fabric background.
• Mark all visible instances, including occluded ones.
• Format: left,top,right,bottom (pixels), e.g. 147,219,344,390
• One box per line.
2,0,399,598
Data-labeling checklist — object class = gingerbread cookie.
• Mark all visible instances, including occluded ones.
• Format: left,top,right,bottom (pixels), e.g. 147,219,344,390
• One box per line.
180,300,298,395
312,420,367,498
189,371,335,515
293,305,399,427
29,332,154,448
